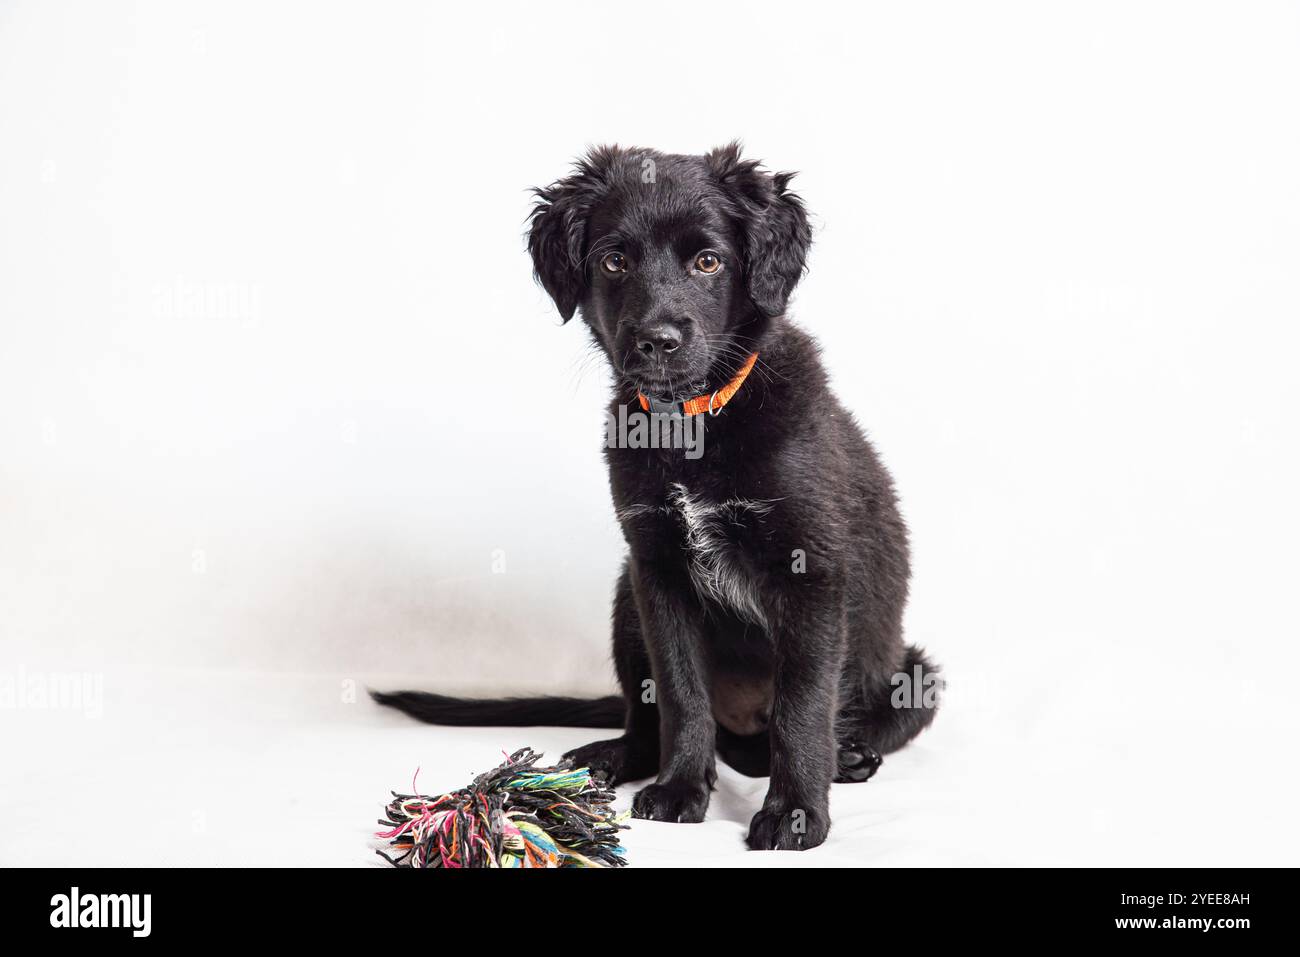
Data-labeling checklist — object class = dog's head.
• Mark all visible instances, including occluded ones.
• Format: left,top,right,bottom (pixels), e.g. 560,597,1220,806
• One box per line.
528,144,811,397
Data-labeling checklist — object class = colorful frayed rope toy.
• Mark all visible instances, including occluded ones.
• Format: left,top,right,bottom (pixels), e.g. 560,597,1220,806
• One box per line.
375,747,628,868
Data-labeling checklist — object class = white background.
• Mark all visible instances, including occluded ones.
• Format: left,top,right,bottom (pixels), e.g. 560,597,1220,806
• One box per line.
2,0,1297,866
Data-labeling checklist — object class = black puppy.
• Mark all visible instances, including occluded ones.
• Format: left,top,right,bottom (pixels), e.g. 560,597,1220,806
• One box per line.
375,144,937,850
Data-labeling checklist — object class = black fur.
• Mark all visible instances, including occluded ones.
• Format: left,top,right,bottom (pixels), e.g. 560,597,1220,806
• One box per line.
375,144,938,851
369,691,624,727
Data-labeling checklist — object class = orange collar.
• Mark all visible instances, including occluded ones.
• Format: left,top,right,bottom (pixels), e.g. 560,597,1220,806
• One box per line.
637,353,759,417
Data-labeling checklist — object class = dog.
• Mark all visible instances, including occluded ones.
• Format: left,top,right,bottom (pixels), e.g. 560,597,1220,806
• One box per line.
374,144,938,850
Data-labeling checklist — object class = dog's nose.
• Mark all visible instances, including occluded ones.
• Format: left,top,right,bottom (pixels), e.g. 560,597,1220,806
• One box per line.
637,324,681,358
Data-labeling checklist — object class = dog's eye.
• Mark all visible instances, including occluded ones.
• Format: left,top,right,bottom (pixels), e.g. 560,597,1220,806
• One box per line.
601,252,628,274
694,252,722,274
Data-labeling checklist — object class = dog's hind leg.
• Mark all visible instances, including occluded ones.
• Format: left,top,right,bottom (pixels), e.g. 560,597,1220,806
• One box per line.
834,645,939,783
561,562,660,785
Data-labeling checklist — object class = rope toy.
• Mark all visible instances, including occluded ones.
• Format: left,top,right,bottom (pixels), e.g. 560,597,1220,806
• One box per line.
374,747,628,868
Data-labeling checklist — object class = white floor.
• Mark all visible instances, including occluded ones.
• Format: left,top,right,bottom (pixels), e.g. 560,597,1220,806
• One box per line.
3,665,1292,867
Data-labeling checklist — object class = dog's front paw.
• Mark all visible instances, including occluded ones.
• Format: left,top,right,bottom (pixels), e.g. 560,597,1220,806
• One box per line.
632,781,710,823
746,802,829,851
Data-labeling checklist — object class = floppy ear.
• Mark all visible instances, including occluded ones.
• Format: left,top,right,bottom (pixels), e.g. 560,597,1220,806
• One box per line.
527,147,620,322
706,143,812,318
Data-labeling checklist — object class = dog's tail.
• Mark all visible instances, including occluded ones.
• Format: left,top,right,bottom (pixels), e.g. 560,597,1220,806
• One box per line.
370,690,625,728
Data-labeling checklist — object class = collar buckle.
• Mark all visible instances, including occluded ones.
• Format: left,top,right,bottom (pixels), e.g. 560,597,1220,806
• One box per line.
645,395,684,417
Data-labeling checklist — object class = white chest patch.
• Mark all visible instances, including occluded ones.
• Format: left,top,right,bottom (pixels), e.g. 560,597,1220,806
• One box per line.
615,487,780,624
668,484,776,626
